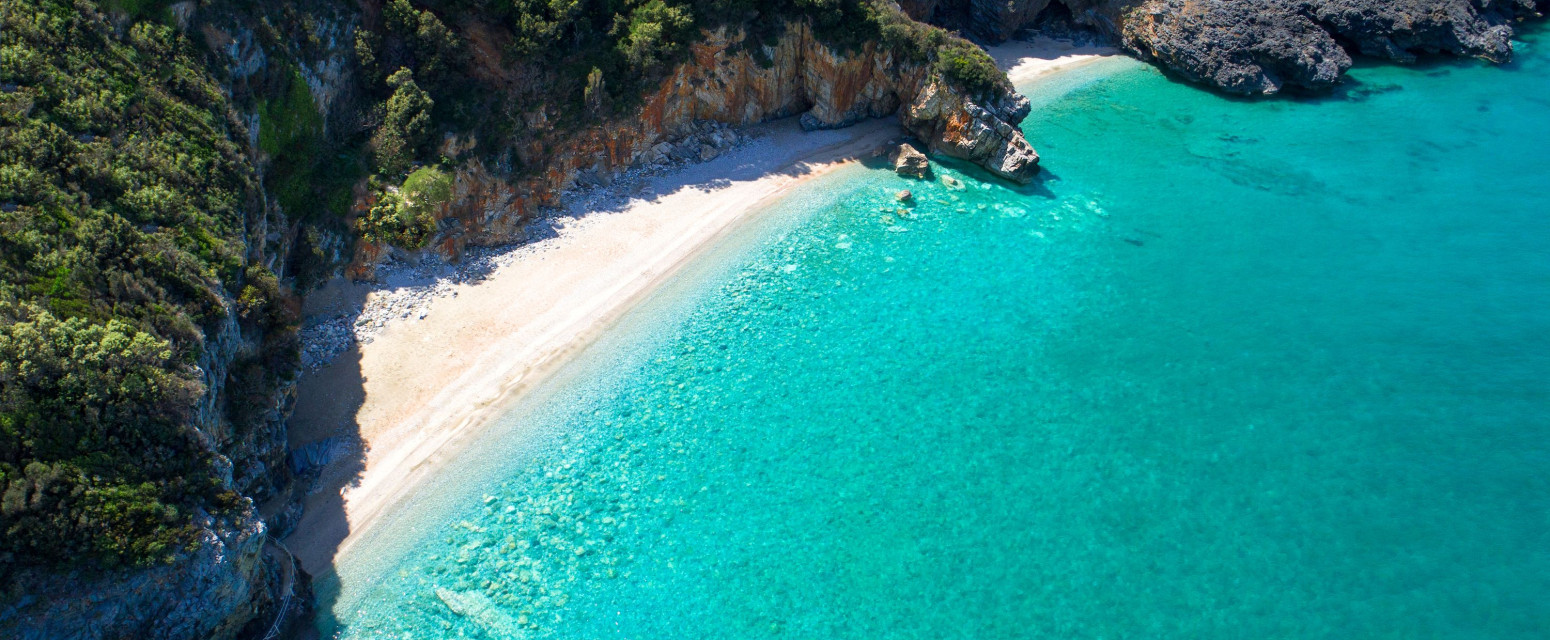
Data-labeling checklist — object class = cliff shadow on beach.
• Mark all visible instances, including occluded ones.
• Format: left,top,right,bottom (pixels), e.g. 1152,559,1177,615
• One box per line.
272,279,370,620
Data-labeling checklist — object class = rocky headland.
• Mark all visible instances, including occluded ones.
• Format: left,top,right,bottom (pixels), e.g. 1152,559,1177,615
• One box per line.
910,0,1547,94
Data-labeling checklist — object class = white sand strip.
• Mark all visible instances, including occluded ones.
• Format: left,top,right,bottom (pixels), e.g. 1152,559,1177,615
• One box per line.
284,37,1123,573
989,35,1121,86
285,117,900,572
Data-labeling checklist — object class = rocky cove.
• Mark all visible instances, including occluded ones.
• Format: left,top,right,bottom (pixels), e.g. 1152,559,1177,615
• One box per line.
911,0,1550,94
0,1,1545,639
350,0,1550,281
345,19,1042,280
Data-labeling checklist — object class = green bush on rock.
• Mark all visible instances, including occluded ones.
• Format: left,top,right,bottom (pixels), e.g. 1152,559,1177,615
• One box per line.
359,166,454,249
936,39,1008,97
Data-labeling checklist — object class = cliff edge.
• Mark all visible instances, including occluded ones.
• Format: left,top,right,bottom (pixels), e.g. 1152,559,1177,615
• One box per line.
911,0,1547,94
348,14,1043,276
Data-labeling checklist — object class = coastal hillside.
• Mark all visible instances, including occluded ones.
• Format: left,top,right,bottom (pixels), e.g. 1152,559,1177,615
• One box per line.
0,0,1039,636
0,0,1544,638
0,2,297,637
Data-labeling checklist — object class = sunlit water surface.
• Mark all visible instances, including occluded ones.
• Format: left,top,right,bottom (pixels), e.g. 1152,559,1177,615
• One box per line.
318,28,1550,639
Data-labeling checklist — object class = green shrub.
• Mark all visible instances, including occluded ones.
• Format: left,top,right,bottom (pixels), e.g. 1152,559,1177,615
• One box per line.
935,39,1008,96
615,0,695,70
385,0,463,81
402,165,454,207
258,68,324,160
503,0,585,57
358,192,434,249
258,67,330,219
358,166,452,249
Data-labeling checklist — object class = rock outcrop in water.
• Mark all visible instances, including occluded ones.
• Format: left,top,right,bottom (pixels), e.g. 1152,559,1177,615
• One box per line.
892,143,934,177
913,0,1546,94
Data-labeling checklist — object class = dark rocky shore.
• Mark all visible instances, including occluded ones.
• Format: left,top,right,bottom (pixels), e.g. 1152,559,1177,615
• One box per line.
912,0,1548,94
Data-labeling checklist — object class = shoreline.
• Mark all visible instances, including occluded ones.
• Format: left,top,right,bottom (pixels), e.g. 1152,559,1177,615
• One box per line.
282,37,1118,575
284,117,902,573
990,35,1122,86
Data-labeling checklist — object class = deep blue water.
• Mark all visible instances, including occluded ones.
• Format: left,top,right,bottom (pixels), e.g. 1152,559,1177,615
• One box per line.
319,27,1550,639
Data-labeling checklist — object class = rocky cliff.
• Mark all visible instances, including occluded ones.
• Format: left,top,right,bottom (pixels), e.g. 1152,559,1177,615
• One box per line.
0,509,290,640
9,0,1544,637
2,2,1038,636
0,1,312,637
914,0,1546,94
351,19,1041,275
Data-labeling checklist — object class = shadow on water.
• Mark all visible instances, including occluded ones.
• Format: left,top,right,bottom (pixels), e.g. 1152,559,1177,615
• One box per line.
1016,166,1063,199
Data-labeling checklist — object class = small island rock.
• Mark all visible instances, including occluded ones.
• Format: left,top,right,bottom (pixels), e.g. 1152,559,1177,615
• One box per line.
890,143,932,178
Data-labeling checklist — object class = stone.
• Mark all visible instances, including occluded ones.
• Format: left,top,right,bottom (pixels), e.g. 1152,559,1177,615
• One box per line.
933,0,1542,95
890,143,932,178
5,508,286,640
896,190,913,202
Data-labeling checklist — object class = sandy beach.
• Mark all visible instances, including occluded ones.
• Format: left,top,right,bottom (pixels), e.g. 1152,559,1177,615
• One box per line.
283,37,1117,574
989,35,1121,85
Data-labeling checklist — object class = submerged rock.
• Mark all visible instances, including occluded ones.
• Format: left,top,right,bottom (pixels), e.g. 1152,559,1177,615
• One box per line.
437,588,526,636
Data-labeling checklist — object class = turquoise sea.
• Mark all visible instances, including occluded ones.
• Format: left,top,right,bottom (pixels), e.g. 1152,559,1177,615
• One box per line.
316,27,1550,639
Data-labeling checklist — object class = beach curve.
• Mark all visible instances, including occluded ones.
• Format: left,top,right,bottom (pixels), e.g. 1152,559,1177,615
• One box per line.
282,37,1118,575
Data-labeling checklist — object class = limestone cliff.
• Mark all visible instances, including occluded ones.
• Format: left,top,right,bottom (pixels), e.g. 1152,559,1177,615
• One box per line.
914,0,1546,94
0,1,306,638
1087,0,1541,94
351,20,1040,274
1,509,291,640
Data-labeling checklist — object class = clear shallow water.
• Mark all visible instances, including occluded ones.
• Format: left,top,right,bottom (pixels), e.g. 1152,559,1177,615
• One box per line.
319,29,1550,639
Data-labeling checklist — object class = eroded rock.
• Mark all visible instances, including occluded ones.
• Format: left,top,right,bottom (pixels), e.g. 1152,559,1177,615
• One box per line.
891,143,932,178
923,0,1544,95
347,19,1046,276
4,509,287,640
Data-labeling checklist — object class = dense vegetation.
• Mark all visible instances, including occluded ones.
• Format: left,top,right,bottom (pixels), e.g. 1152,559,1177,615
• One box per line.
0,0,1007,587
359,165,450,248
344,0,1005,183
0,0,294,580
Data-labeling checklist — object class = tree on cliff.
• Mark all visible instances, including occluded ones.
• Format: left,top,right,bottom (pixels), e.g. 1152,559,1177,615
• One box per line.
371,68,437,176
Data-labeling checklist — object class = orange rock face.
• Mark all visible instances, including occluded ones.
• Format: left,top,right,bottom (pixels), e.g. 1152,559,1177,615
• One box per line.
350,22,1039,277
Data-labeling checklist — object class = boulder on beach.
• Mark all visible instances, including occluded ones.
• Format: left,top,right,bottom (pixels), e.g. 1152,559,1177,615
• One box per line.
890,143,931,179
